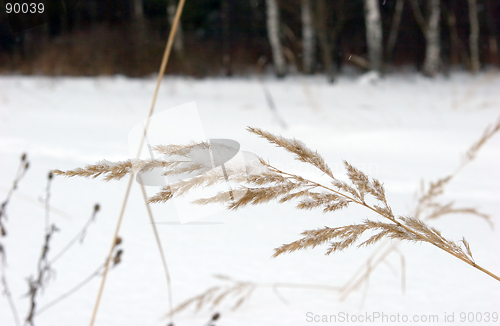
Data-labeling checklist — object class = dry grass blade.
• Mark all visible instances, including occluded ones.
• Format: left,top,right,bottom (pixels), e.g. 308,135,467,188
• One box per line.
247,127,334,179
343,160,370,200
194,175,308,210
53,159,170,181
165,281,254,318
166,286,219,317
273,224,370,257
152,141,210,156
461,237,474,263
296,193,350,213
426,202,492,227
463,116,500,163
246,172,287,185
147,187,173,204
162,163,205,176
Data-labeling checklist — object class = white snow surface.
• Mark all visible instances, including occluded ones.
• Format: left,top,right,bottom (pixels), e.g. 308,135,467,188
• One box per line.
0,72,499,326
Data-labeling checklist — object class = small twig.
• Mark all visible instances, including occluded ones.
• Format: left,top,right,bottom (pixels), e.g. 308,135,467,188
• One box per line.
25,224,58,326
36,242,123,317
25,172,59,325
202,312,221,326
35,263,105,316
44,172,53,233
1,268,21,326
49,204,100,265
1,153,29,237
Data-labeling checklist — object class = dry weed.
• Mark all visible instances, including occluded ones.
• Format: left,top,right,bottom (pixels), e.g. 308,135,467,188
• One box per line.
54,118,500,285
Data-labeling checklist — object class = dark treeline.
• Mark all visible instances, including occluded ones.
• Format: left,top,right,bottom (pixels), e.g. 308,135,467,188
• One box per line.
0,0,498,78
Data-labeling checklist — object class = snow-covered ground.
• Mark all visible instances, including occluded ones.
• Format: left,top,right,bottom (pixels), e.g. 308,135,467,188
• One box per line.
0,72,499,326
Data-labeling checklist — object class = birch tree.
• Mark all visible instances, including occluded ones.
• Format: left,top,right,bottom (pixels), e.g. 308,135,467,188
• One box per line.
468,0,480,74
301,0,315,74
410,0,441,77
363,0,383,72
266,0,286,77
423,0,440,76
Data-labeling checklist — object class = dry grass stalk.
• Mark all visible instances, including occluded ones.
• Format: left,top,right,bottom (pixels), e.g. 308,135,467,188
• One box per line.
35,237,123,317
49,204,101,265
0,157,125,326
25,224,58,326
54,121,500,284
166,275,256,317
340,116,500,299
1,153,29,237
0,263,20,326
83,2,187,325
25,172,57,326
0,153,28,326
167,274,340,317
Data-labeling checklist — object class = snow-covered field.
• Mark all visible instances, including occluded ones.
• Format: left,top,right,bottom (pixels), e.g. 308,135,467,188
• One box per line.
0,72,499,326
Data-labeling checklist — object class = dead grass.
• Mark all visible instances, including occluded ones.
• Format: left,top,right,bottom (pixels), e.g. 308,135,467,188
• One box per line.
55,117,500,286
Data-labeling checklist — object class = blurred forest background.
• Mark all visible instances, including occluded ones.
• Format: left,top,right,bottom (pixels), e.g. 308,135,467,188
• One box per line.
0,0,499,79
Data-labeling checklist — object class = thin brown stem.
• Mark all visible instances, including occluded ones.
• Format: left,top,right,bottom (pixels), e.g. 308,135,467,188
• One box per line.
88,177,132,326
139,185,174,324
87,1,186,325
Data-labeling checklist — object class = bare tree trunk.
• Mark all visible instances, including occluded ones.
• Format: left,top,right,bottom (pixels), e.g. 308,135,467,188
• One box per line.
386,0,404,64
468,0,480,74
363,0,383,72
167,0,184,54
422,0,441,77
301,0,315,74
266,0,286,77
315,0,334,82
